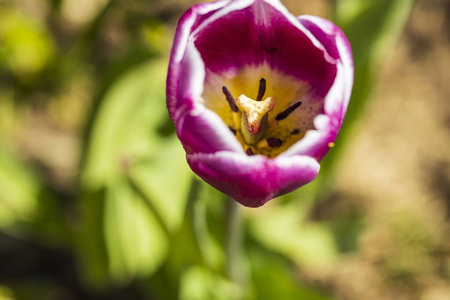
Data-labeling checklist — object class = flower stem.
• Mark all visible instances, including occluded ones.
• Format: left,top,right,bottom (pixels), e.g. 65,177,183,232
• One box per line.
225,198,243,285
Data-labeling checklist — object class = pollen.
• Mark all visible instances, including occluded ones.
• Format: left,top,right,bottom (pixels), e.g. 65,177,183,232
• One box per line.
328,142,335,148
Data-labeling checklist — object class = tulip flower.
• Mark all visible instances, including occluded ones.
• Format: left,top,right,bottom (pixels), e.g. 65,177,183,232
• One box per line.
166,0,353,207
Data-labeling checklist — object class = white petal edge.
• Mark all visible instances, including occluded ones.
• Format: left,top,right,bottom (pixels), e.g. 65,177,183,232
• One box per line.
177,106,245,154
190,0,337,65
173,1,230,64
280,16,354,158
299,15,354,120
167,0,230,117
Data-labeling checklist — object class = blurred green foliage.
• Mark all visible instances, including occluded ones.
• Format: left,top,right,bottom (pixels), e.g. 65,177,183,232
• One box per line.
0,0,422,299
0,148,40,228
0,8,54,77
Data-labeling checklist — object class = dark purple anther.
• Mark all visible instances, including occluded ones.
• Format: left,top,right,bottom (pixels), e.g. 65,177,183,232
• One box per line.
256,78,266,101
267,138,283,148
222,86,239,112
275,101,302,121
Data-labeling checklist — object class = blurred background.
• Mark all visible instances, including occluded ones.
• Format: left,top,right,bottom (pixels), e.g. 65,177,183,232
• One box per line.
0,0,449,299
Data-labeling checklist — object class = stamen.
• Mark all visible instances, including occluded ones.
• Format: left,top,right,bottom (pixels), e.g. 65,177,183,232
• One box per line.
267,138,283,148
246,147,255,156
275,101,302,121
256,78,266,101
222,86,239,112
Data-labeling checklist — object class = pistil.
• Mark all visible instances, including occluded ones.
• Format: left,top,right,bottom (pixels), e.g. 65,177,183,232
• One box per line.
222,78,276,146
236,94,274,145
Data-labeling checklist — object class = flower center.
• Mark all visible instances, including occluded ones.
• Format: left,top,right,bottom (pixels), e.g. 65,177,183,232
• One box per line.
222,78,303,155
201,65,320,158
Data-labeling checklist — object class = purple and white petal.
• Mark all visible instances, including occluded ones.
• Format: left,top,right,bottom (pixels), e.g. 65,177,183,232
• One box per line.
281,16,354,160
167,1,229,120
187,151,320,207
298,15,354,122
177,106,244,154
193,0,337,98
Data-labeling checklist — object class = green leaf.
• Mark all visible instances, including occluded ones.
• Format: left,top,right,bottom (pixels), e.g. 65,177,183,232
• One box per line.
0,8,55,76
249,248,331,300
0,148,40,228
0,285,15,300
163,179,227,296
74,189,110,290
248,203,338,269
129,136,192,232
104,178,169,282
78,57,192,287
82,58,168,189
0,145,68,244
179,265,243,300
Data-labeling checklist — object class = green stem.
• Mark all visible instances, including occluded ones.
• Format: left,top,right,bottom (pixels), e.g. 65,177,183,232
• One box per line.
225,198,243,284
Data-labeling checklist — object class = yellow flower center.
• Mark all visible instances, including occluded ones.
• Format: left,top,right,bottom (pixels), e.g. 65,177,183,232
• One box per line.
201,64,324,158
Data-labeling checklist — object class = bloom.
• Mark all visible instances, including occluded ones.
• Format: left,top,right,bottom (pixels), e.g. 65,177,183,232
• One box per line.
167,0,353,207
